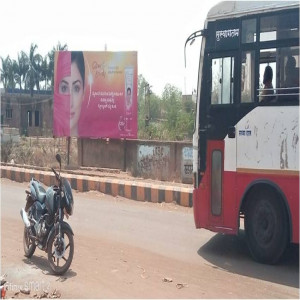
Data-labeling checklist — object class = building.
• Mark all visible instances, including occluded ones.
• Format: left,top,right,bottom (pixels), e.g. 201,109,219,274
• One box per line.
0,89,53,136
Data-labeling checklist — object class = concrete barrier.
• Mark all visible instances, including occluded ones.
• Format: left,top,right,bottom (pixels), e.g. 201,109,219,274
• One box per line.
78,138,193,184
0,165,193,207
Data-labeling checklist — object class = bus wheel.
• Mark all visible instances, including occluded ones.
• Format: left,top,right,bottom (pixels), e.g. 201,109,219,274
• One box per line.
244,190,289,264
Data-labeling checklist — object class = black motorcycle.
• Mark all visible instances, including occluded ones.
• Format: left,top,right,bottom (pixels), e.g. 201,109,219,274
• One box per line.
20,154,74,275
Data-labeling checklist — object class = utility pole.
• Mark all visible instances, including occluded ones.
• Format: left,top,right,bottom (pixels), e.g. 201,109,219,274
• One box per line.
144,83,152,127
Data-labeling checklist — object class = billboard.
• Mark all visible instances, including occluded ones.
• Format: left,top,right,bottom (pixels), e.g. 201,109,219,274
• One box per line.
53,51,138,138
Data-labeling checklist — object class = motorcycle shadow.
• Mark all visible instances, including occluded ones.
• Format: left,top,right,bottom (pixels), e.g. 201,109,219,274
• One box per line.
22,255,77,279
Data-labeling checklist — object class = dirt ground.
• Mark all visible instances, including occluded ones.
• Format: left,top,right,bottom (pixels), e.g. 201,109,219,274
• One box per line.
1,179,299,299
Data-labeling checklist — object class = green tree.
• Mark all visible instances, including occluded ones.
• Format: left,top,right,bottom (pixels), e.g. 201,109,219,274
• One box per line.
161,84,194,140
137,78,194,141
137,74,147,110
137,75,163,139
16,51,29,90
161,84,182,139
1,42,68,94
19,51,29,90
12,51,28,91
48,42,68,91
25,43,43,96
40,55,50,90
0,56,13,89
12,59,22,90
137,75,149,137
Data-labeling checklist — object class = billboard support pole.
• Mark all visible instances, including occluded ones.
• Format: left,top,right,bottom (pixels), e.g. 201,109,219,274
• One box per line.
123,139,127,172
67,137,71,165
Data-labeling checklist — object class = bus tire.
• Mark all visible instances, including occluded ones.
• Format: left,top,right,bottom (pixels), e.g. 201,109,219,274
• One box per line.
244,189,289,264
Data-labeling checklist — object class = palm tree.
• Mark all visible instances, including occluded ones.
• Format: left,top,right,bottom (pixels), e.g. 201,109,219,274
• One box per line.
1,42,68,94
12,59,22,91
20,51,29,90
34,54,43,93
40,55,50,90
48,42,68,91
25,43,43,96
12,51,28,91
7,61,15,91
0,55,13,90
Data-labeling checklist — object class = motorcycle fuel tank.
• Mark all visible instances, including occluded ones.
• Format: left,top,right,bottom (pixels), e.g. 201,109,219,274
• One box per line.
45,187,57,215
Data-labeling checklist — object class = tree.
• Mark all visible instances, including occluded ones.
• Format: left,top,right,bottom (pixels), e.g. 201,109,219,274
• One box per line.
12,59,22,90
48,42,68,91
0,56,13,89
137,77,194,141
137,75,162,139
19,51,29,90
161,84,194,140
162,84,182,139
40,55,50,90
1,42,68,94
25,43,43,96
12,51,28,91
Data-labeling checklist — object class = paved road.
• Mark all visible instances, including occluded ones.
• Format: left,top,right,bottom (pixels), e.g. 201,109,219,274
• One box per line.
1,178,299,298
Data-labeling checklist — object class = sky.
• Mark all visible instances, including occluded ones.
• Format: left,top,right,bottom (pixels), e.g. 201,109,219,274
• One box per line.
0,0,220,96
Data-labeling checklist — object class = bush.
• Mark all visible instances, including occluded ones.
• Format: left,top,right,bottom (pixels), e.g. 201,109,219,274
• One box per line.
1,141,13,162
1,137,78,168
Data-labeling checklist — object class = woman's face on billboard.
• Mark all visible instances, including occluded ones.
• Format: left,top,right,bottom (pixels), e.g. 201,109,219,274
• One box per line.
58,61,84,134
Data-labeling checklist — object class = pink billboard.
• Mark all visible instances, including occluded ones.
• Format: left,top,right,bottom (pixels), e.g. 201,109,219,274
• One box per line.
53,51,138,138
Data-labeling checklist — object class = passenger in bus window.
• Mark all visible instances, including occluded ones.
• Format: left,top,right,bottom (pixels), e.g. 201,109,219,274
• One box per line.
284,56,299,89
259,65,274,102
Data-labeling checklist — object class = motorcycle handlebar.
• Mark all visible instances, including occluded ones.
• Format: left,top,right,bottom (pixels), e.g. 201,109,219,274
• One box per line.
51,167,60,182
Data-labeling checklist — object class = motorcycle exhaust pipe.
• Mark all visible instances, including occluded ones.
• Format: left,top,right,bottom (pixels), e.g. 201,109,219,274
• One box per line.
20,208,30,228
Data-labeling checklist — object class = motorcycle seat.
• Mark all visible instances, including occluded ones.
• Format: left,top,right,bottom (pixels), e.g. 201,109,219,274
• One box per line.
31,179,46,203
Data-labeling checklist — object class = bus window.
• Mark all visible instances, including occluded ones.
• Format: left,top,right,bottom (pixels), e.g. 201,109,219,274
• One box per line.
281,48,299,89
259,49,276,102
284,56,299,87
241,51,255,103
242,19,257,43
277,46,300,101
211,57,234,105
260,11,299,41
275,47,299,87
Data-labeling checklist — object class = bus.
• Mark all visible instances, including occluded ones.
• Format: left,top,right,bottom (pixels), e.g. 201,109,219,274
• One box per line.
186,1,299,264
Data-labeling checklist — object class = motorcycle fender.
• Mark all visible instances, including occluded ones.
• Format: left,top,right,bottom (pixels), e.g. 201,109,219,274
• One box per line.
46,221,74,251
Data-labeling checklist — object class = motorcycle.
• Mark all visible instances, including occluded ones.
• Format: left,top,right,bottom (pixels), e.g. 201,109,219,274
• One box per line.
20,154,74,275
0,275,6,299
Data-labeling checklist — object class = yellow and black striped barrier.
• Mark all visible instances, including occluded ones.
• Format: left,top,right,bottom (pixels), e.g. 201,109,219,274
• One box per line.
1,165,193,207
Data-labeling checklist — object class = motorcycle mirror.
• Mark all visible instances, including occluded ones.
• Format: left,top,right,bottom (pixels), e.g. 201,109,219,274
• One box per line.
56,154,62,168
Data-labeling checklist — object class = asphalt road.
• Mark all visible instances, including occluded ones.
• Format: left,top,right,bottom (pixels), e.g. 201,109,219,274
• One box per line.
1,178,299,299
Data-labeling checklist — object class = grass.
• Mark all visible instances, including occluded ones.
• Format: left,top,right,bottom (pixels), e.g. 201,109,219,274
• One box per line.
1,137,78,168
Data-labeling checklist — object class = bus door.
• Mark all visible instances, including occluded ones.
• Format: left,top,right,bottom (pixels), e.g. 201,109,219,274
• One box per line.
207,140,224,228
205,52,238,232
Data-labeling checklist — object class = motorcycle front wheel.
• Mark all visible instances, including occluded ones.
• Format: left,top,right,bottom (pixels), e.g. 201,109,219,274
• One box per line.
23,226,36,258
47,227,74,275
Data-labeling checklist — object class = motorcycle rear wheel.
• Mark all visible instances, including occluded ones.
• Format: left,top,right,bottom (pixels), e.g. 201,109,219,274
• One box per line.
23,226,36,258
47,228,74,275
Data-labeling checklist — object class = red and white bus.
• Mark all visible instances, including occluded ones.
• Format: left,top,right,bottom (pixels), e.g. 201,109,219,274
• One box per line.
187,1,299,264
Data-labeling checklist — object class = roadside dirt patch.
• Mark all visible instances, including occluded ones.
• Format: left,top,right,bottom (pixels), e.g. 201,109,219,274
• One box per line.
1,137,77,168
